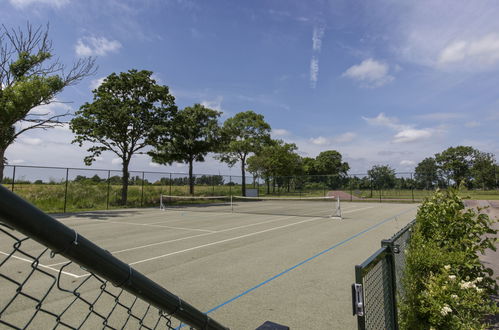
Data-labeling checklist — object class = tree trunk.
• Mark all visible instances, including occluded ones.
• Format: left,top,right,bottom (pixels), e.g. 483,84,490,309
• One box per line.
121,160,129,205
0,147,5,183
188,159,194,195
241,158,246,196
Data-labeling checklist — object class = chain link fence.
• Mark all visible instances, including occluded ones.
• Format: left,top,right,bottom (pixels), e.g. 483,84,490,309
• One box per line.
352,220,415,330
0,185,228,330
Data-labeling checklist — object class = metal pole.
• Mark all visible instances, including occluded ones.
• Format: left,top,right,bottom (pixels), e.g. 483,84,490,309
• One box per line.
169,173,172,196
229,176,232,196
141,172,145,207
11,166,16,192
106,170,111,210
63,168,69,213
411,173,415,202
350,175,353,202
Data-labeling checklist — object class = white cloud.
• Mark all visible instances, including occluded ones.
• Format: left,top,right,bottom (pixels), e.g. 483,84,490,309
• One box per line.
363,113,434,143
75,37,122,57
438,34,499,69
111,158,122,165
28,101,72,117
310,56,319,88
333,132,356,143
342,59,394,88
310,136,328,146
90,77,106,90
393,129,432,143
312,24,325,52
9,0,68,8
149,162,160,168
465,121,480,127
400,160,415,166
201,96,223,112
20,137,42,145
272,129,290,137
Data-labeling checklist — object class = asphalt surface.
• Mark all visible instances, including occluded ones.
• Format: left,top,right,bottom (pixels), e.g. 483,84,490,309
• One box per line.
1,202,418,329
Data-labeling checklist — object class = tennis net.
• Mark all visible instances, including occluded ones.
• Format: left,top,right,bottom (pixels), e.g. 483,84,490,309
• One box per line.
159,195,342,219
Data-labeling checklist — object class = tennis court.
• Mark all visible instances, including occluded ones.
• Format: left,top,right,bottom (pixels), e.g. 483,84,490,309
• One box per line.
0,200,417,329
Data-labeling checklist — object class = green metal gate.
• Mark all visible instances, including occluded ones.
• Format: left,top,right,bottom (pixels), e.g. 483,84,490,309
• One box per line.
352,220,415,330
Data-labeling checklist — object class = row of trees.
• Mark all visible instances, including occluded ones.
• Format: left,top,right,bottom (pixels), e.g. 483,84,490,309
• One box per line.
414,146,498,189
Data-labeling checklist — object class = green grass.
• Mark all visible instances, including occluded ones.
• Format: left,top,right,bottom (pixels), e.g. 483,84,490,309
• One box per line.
3,183,499,213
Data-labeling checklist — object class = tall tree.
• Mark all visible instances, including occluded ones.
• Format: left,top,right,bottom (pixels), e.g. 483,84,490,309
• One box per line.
414,157,440,189
0,23,95,181
217,110,271,196
368,165,396,189
471,151,496,190
314,150,350,188
70,70,176,204
247,140,302,193
148,104,221,195
435,146,476,186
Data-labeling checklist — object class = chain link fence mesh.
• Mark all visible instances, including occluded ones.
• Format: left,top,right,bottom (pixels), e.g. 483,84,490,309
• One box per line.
353,220,415,330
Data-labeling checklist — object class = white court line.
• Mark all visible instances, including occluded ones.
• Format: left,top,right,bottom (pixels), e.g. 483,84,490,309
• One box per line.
47,205,376,267
103,220,216,233
47,216,294,266
129,217,326,266
0,251,81,278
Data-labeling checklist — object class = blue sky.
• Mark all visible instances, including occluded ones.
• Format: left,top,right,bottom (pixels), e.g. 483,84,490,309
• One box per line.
2,0,499,175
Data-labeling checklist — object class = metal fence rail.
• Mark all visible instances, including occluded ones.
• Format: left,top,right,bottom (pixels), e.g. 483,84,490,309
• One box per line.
0,185,228,330
352,220,415,330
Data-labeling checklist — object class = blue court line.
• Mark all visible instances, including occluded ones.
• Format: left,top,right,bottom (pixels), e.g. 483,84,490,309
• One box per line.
177,207,415,329
205,208,415,315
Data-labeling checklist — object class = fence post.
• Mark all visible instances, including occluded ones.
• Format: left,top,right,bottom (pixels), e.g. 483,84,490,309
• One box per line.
229,176,232,196
106,170,111,210
381,240,400,330
141,171,145,207
169,173,172,196
11,166,16,192
63,168,69,213
350,175,353,202
411,173,415,202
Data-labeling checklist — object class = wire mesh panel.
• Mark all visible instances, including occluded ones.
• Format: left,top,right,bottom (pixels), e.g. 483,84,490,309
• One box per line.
0,185,228,330
353,220,415,330
0,224,179,329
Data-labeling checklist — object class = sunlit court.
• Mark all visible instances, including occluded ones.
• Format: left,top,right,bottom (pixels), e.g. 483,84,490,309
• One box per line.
0,200,417,329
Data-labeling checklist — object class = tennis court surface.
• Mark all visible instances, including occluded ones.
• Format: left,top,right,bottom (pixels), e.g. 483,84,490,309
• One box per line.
1,201,417,329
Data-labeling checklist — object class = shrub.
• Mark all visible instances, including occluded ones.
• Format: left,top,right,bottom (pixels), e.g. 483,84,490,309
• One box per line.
399,189,498,329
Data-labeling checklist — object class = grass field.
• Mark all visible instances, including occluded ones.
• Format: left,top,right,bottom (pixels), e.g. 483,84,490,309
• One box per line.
3,182,498,213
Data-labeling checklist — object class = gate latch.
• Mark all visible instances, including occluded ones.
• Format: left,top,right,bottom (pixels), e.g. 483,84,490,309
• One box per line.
351,283,364,316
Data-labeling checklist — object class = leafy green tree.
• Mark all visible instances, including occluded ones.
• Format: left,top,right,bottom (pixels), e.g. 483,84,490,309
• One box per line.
302,157,317,176
70,69,176,204
0,23,95,181
148,104,221,195
414,157,440,189
471,151,496,189
314,150,350,188
435,146,476,187
247,140,302,193
368,165,396,189
217,110,271,196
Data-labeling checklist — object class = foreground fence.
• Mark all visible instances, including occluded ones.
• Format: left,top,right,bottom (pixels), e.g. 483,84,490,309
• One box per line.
352,220,415,330
0,185,228,329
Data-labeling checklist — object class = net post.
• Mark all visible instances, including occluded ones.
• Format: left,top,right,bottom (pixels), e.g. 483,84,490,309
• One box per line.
231,195,233,212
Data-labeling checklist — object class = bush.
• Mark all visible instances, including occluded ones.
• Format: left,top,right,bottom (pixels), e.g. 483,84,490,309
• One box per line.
399,189,498,329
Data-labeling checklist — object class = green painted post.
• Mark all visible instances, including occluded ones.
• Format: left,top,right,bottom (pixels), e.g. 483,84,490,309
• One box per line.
106,170,111,210
63,168,69,213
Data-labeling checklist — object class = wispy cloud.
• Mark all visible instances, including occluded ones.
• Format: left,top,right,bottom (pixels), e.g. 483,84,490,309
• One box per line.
9,0,68,8
309,132,357,146
437,34,499,70
89,77,106,90
201,96,224,113
272,129,291,137
363,113,435,143
342,59,394,88
75,36,121,56
310,56,319,88
309,23,325,88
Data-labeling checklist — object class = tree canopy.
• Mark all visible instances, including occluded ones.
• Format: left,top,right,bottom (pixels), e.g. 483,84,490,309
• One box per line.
70,69,176,204
148,104,221,194
0,23,95,181
217,110,271,196
368,165,396,189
